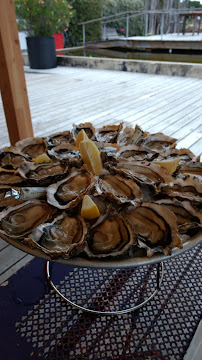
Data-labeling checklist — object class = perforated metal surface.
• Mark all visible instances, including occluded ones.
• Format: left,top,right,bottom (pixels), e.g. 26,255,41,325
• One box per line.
13,244,202,360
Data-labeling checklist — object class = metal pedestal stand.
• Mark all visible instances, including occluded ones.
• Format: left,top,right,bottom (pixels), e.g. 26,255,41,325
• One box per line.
46,261,164,315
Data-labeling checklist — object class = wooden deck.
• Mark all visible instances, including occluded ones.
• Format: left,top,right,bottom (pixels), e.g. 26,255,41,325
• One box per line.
0,65,202,284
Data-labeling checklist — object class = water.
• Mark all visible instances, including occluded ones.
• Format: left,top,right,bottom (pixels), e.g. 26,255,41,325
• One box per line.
63,48,202,64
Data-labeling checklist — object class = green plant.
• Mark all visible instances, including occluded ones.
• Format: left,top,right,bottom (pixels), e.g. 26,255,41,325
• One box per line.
14,0,74,37
65,0,103,47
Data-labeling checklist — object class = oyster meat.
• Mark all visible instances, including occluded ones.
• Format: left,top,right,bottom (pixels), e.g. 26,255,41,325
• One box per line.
0,200,55,240
85,213,134,257
125,202,182,256
72,122,95,140
95,124,123,143
96,172,143,204
0,168,23,185
47,168,96,209
160,176,202,203
142,133,177,151
15,137,47,158
25,213,87,259
0,147,31,169
46,131,72,147
48,143,82,167
18,162,68,185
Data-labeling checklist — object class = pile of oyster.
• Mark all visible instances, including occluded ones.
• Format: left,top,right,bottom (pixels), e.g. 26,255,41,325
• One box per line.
0,122,201,260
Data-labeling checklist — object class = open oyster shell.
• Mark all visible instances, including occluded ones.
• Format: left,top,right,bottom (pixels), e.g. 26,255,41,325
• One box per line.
18,162,69,185
24,213,87,259
0,186,23,208
178,162,202,181
47,168,96,209
0,167,24,185
156,199,202,236
85,213,135,258
48,143,82,167
46,130,72,148
162,148,198,164
142,133,177,152
0,147,31,169
95,124,123,143
116,123,145,146
114,145,157,162
96,172,143,204
125,202,182,256
117,161,173,186
72,122,95,140
15,137,47,158
160,176,202,203
0,200,55,241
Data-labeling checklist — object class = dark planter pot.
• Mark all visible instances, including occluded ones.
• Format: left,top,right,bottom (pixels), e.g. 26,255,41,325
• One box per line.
26,36,57,69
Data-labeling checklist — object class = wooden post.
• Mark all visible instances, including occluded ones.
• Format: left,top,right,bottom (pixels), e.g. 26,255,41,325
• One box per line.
0,0,33,146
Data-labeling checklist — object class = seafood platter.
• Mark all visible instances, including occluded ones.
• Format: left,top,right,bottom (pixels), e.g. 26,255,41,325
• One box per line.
0,122,201,268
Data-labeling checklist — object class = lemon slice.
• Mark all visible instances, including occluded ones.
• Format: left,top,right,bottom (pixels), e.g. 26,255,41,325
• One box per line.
76,129,89,148
32,153,52,164
81,195,100,219
79,139,102,175
153,157,181,175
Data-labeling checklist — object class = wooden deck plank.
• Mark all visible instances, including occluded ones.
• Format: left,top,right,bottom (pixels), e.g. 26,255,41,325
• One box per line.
0,66,202,282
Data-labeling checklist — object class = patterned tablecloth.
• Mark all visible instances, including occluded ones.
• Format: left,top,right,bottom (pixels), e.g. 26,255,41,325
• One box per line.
0,244,201,360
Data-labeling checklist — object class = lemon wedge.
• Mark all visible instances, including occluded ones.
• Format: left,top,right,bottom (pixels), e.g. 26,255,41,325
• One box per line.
153,157,181,175
32,153,52,164
76,129,89,148
79,139,102,175
81,195,100,219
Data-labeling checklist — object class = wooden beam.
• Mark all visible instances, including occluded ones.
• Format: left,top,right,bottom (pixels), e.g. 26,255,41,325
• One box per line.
0,0,33,146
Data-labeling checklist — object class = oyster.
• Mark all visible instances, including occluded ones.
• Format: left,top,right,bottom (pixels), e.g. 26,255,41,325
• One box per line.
0,200,55,240
47,169,96,209
95,124,123,143
15,137,47,158
114,145,157,162
46,130,72,147
0,168,24,185
178,162,202,181
85,213,134,257
0,186,22,208
24,213,87,259
116,123,145,146
72,122,95,140
0,147,31,169
48,143,82,167
156,199,202,236
117,161,173,185
160,176,202,203
96,172,143,204
18,162,68,185
125,202,182,256
162,148,198,164
142,133,177,151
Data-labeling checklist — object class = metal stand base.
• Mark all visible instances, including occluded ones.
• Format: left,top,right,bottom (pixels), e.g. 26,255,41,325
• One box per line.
46,261,164,315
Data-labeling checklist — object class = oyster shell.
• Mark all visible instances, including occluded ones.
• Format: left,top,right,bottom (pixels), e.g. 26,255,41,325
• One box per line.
156,199,202,236
125,202,182,256
0,168,24,185
0,147,31,169
47,169,96,209
85,213,134,257
162,148,198,163
48,143,82,167
0,200,55,240
117,161,173,185
116,123,145,146
72,122,95,140
0,186,23,208
24,213,87,259
18,162,68,185
96,172,143,204
142,133,177,151
178,162,202,181
95,124,123,143
160,176,202,203
114,145,157,162
46,130,72,147
15,137,47,158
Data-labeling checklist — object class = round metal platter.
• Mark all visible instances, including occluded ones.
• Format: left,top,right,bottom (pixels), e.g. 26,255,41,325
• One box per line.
2,231,202,269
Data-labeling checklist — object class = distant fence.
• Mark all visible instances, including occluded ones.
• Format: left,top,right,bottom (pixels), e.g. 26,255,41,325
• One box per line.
79,8,202,45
